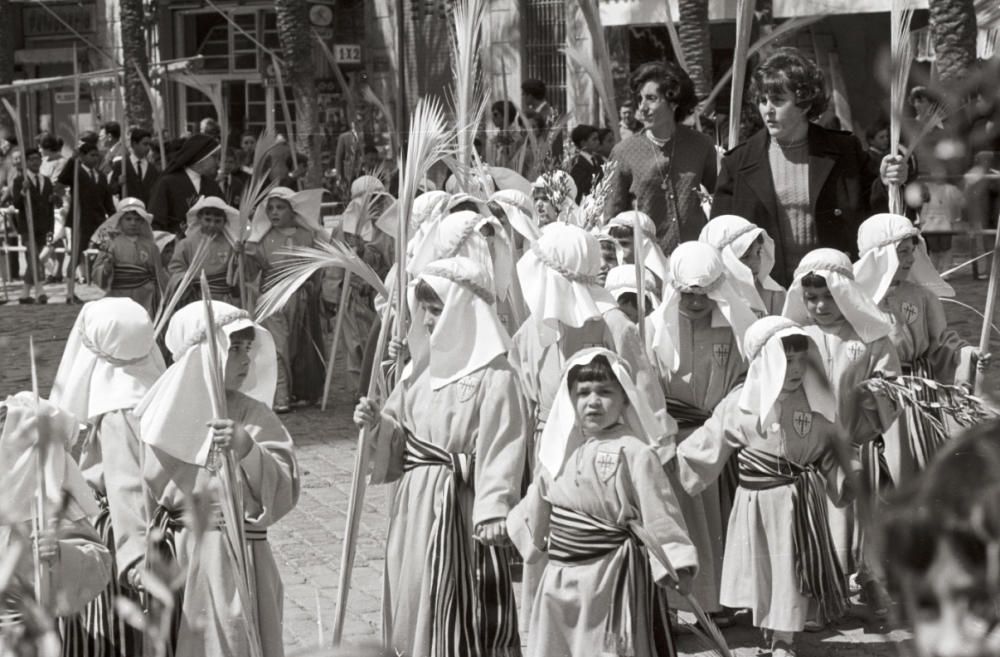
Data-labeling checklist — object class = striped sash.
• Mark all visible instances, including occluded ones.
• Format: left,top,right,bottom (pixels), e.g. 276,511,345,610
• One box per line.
737,448,849,620
205,270,232,297
665,397,712,430
401,431,521,657
547,506,676,657
902,356,948,471
112,263,154,290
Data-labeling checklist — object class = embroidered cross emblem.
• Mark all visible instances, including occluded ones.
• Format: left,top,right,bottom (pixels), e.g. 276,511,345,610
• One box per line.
846,341,866,362
713,343,731,367
595,450,620,482
457,375,478,402
793,410,813,438
902,302,919,325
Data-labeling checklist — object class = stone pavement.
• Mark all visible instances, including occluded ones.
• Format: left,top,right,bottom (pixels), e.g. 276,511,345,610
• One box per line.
3,274,998,656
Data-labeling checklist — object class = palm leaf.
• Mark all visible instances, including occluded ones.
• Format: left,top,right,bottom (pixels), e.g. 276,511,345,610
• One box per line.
568,0,619,139
701,16,825,115
450,0,488,176
236,129,281,243
152,237,213,338
728,0,756,149
562,39,618,138
362,86,399,157
889,0,915,214
253,239,388,323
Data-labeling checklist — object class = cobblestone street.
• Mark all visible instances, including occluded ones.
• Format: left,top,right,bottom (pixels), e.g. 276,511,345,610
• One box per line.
3,273,998,656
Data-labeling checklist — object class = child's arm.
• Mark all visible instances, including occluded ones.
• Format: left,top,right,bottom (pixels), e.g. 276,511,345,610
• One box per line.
857,337,903,440
48,516,113,617
166,236,190,275
99,411,150,580
234,401,301,528
91,240,115,291
673,390,745,496
353,385,409,485
506,471,553,565
473,366,528,534
924,289,975,384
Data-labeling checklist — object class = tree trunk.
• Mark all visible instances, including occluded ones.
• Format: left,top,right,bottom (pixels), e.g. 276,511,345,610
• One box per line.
0,0,15,138
275,0,322,189
928,0,978,83
678,0,713,102
120,0,153,131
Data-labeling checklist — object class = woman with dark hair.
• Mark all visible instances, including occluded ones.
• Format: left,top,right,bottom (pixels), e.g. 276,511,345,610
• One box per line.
606,61,718,254
880,421,1000,657
712,48,908,285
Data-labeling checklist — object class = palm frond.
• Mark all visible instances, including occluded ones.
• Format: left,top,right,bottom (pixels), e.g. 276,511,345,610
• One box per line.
864,374,997,438
236,129,281,243
569,0,619,138
253,240,388,322
580,160,619,230
562,39,618,138
450,0,488,175
152,237,213,338
728,0,756,149
362,86,399,156
890,0,915,213
702,16,825,115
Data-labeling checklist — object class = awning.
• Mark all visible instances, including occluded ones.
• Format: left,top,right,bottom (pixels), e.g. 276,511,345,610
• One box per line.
600,0,929,26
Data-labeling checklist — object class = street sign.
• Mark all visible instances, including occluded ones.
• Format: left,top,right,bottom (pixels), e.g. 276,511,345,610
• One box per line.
334,44,362,64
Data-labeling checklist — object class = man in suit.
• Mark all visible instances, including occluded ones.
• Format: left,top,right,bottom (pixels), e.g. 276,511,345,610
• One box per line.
12,148,56,303
147,133,222,235
218,148,249,209
567,124,603,203
56,141,114,287
110,128,160,205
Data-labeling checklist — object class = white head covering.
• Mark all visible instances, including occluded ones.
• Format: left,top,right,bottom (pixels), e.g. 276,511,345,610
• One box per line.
739,316,836,431
783,248,893,343
608,210,671,284
92,196,155,244
533,170,581,225
699,214,784,314
537,348,663,477
135,302,277,465
650,241,757,373
408,257,511,390
111,197,154,225
350,175,384,199
185,195,241,242
604,264,660,309
50,297,166,422
377,190,450,242
491,188,541,242
0,393,98,523
249,186,326,242
854,213,954,303
517,222,617,347
488,166,533,196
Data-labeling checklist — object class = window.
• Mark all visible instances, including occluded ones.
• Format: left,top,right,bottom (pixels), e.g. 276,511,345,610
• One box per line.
523,0,567,115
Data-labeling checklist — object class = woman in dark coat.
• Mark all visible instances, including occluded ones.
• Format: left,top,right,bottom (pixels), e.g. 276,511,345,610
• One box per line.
711,48,908,285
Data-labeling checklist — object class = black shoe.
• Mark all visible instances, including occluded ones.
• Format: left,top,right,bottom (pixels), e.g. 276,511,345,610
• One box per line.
18,297,35,304
36,294,48,304
65,294,83,305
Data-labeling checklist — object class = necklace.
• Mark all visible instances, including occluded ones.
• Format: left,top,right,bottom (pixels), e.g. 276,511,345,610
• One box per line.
649,131,680,224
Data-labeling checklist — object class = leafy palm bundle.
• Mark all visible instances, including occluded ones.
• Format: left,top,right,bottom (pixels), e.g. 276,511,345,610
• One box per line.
863,373,997,440
580,160,619,230
889,0,915,214
449,0,490,181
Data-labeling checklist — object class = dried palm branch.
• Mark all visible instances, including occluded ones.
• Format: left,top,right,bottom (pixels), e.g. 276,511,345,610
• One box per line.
729,0,756,150
449,0,488,176
236,129,281,241
568,0,619,139
889,0,915,214
134,64,168,168
362,86,399,157
200,276,264,657
903,102,947,157
253,240,387,323
702,16,825,115
863,373,997,439
174,71,229,169
580,160,619,230
152,237,213,338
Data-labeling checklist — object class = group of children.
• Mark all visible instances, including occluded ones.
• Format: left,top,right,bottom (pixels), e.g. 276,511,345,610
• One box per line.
0,158,987,657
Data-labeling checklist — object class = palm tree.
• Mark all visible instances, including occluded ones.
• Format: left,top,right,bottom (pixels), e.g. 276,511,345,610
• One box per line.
120,0,153,131
0,0,14,137
678,0,713,101
274,0,322,188
928,0,978,83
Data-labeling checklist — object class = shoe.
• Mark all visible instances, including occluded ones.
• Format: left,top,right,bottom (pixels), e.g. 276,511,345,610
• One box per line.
803,619,825,633
772,640,797,657
18,297,35,304
65,295,83,305
36,294,48,304
709,610,735,628
861,579,891,618
274,403,291,414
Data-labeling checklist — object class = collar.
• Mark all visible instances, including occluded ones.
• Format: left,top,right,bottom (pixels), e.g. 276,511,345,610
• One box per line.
579,151,595,165
185,167,202,188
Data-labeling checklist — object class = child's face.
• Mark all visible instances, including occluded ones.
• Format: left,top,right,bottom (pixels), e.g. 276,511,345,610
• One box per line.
119,212,144,237
894,238,918,283
267,198,296,228
739,237,764,277
619,298,640,324
573,378,627,434
419,298,445,335
224,338,253,390
533,195,557,224
679,292,714,319
802,284,844,326
782,349,808,394
198,209,227,236
599,240,617,272
615,234,635,263
903,540,999,657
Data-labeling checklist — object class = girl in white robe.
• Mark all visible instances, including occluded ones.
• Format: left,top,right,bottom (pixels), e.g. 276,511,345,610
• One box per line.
353,257,527,657
133,302,300,657
675,316,852,657
508,349,697,657
700,214,787,317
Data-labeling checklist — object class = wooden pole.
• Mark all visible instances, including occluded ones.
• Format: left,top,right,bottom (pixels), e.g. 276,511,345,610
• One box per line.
974,213,1000,396
29,337,51,611
67,44,82,303
321,273,352,411
3,96,42,296
632,219,646,344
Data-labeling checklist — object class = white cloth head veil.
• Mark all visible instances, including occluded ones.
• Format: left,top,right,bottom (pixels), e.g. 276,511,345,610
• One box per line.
537,348,663,477
408,256,511,390
135,302,277,465
516,222,617,347
650,241,758,373
783,248,893,343
854,212,954,303
50,297,166,422
608,210,671,284
185,195,241,243
249,186,326,242
739,316,836,431
699,214,784,314
604,264,660,309
490,188,541,243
